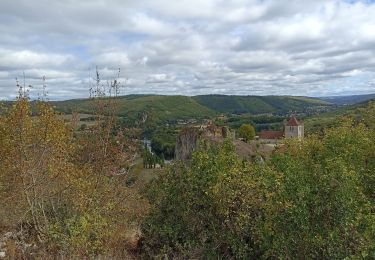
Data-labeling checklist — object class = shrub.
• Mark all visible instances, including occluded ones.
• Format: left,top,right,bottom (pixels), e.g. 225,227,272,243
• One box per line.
142,117,375,259
238,124,255,142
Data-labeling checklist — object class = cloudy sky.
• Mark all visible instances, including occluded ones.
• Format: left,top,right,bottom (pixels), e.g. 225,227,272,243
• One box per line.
1,0,375,100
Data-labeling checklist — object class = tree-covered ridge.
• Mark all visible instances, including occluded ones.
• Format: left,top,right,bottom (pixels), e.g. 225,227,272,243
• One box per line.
319,93,375,105
48,94,331,126
52,95,216,123
193,94,330,114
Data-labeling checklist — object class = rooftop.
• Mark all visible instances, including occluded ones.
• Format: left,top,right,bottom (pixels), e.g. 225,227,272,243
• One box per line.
259,130,284,140
286,116,303,126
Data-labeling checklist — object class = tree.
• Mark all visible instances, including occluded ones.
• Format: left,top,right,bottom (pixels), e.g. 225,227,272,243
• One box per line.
50,68,142,256
262,121,375,259
0,84,77,238
142,140,277,258
0,71,145,258
238,124,255,142
142,115,375,259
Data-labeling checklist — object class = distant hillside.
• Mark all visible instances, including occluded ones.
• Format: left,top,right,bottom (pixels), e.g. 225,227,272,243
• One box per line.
304,98,375,134
1,94,334,124
318,93,375,105
192,95,330,114
49,94,333,124
52,95,216,123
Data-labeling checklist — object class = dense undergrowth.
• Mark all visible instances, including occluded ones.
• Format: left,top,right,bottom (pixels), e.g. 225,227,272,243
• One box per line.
142,103,375,259
0,81,148,258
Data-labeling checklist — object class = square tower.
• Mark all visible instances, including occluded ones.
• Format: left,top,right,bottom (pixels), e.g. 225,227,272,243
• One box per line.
284,116,304,139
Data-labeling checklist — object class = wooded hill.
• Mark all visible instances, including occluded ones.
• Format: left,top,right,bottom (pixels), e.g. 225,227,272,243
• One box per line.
52,95,216,123
319,93,375,105
50,94,331,123
192,94,330,114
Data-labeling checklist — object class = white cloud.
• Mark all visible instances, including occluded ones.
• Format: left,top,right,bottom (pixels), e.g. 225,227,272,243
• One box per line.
146,73,175,83
93,51,131,68
0,0,375,99
0,49,73,69
129,14,179,37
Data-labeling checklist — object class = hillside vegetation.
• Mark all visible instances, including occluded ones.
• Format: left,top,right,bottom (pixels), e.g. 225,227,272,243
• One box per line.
305,98,375,135
319,93,375,105
53,95,216,123
143,103,375,258
50,95,331,125
193,95,330,114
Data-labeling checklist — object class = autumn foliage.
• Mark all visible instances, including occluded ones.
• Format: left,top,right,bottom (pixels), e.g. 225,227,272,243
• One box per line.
0,79,146,258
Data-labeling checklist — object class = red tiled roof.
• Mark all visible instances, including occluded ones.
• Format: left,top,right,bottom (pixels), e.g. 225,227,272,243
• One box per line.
286,116,302,126
258,130,284,139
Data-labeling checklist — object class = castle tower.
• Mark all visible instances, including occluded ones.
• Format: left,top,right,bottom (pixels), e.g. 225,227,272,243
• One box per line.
284,116,304,139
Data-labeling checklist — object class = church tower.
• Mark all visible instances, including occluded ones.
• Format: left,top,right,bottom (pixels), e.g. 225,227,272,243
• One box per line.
284,116,304,139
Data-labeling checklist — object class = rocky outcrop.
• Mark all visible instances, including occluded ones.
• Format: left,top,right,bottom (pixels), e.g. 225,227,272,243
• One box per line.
175,124,232,161
175,127,200,161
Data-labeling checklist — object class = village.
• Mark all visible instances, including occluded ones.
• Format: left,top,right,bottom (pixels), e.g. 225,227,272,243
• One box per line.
174,115,304,163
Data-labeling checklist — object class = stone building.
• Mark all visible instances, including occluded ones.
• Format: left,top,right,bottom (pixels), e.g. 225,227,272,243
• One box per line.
284,116,304,139
258,116,304,143
258,130,284,143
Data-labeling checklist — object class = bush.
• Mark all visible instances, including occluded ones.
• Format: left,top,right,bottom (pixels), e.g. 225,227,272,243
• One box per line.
237,124,255,142
142,141,279,258
0,78,147,258
142,117,375,259
265,125,375,258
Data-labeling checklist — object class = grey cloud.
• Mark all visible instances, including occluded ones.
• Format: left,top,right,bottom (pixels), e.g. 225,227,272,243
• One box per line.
146,73,175,83
0,0,375,99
